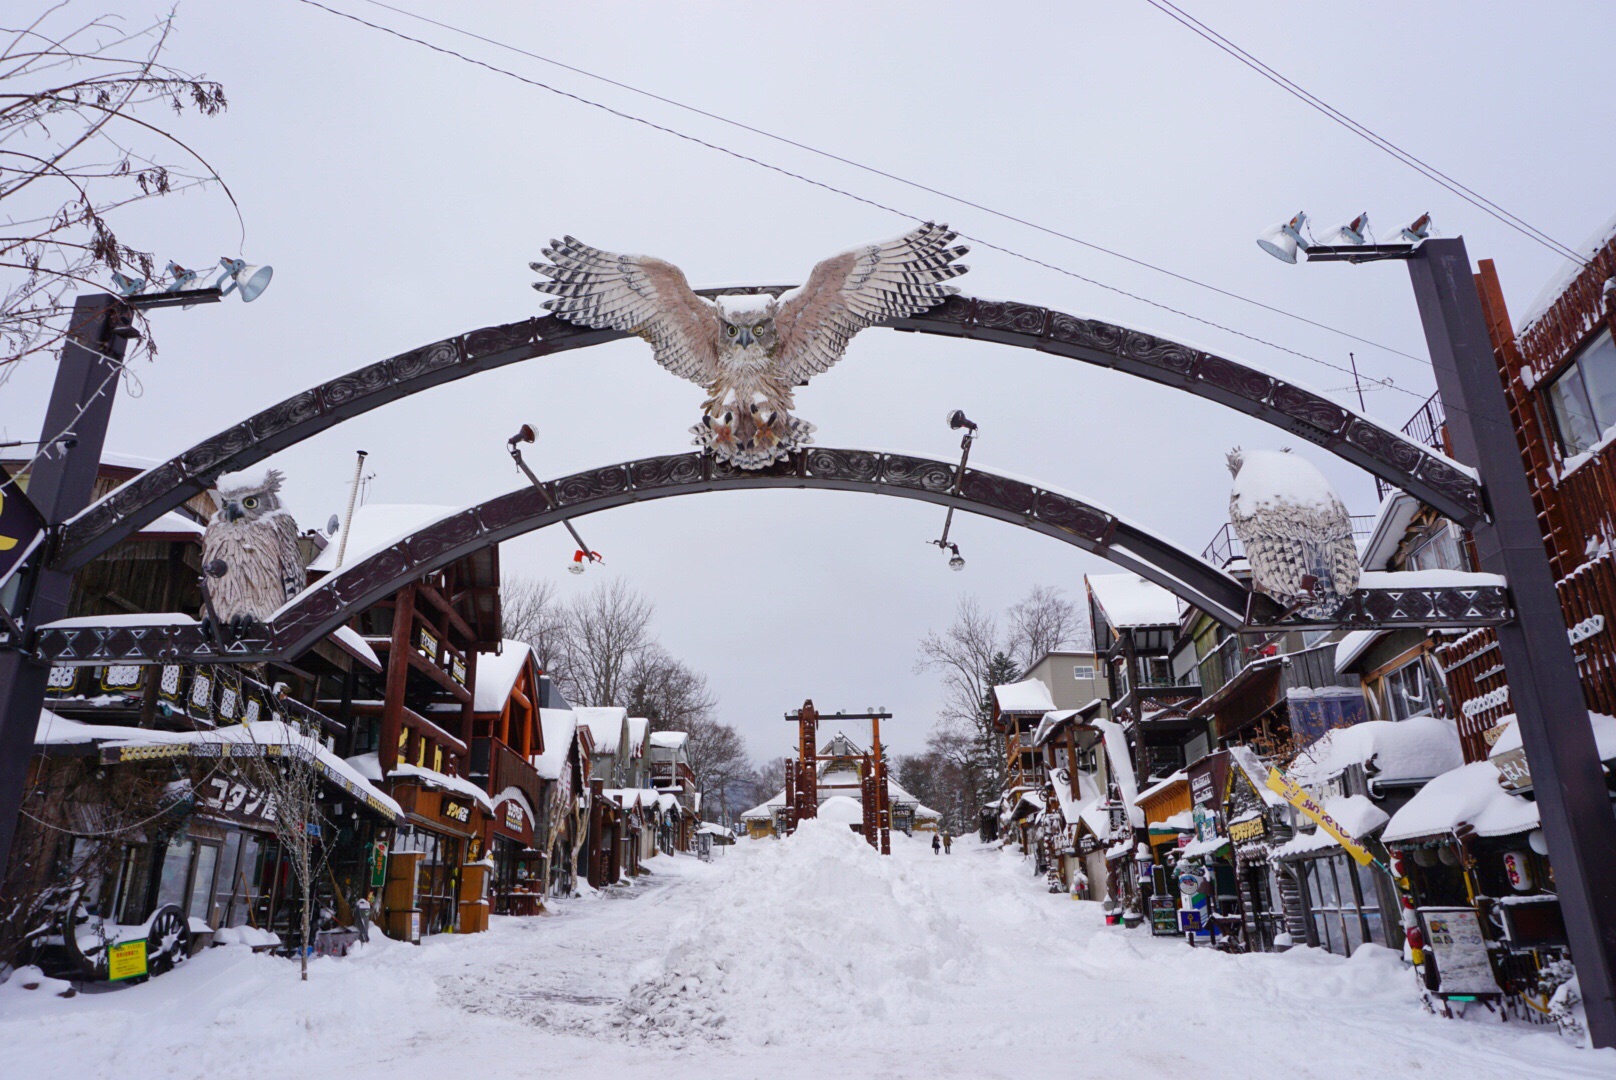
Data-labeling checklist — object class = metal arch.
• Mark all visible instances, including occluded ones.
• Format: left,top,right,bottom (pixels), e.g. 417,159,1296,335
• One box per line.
34,447,1255,666
51,292,1484,572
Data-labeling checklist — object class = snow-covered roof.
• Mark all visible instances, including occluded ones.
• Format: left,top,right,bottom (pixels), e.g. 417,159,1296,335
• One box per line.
1288,715,1463,787
135,510,205,537
1090,716,1143,827
1136,770,1187,807
1225,745,1287,807
649,730,688,751
575,706,627,755
346,751,494,813
1382,761,1539,842
742,790,785,820
1489,711,1616,763
1358,491,1421,571
1326,793,1391,838
474,640,534,713
1516,209,1616,334
1180,834,1229,859
1272,827,1342,860
1230,448,1341,517
994,678,1055,715
533,708,578,780
1334,630,1386,673
330,625,382,672
1360,569,1505,589
1031,708,1082,747
1086,573,1182,628
626,717,649,756
308,504,454,573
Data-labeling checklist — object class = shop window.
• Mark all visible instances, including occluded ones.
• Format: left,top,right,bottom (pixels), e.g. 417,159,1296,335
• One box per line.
156,836,196,911
1407,523,1465,572
1545,329,1616,457
188,843,219,924
1304,854,1388,957
1379,658,1432,721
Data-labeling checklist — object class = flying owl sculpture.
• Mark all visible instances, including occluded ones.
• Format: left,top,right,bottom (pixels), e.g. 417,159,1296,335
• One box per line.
531,223,969,469
1227,448,1360,607
201,468,304,630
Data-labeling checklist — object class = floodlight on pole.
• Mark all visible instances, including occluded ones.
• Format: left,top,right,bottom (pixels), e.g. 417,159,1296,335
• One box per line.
109,272,147,298
506,423,601,573
214,257,273,302
1322,213,1370,246
1256,212,1309,263
1398,212,1433,243
164,261,199,293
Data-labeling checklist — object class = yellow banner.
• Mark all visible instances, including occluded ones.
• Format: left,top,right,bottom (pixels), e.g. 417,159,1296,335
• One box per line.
107,939,148,982
1265,767,1373,866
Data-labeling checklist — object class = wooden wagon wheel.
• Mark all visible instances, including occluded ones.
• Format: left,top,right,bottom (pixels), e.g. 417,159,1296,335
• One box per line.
145,905,191,976
61,896,108,979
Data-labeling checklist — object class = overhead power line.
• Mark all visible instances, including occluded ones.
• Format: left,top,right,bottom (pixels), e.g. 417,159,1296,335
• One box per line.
1141,0,1586,265
345,0,1429,368
291,0,1432,404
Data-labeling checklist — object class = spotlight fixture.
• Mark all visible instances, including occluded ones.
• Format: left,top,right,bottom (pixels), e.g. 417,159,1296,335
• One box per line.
929,408,979,570
1397,212,1433,243
1256,212,1309,264
949,549,966,572
110,271,148,297
946,409,978,432
215,257,274,302
164,261,199,293
1323,213,1370,246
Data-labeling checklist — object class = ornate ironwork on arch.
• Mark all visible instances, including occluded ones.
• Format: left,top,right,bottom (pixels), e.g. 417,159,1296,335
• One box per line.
51,292,1484,572
34,447,1510,668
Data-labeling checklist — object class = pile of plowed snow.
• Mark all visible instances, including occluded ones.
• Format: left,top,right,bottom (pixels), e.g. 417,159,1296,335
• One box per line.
620,821,980,1046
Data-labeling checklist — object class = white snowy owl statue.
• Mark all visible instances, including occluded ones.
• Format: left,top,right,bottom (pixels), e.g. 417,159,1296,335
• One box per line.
201,467,304,629
1227,448,1360,605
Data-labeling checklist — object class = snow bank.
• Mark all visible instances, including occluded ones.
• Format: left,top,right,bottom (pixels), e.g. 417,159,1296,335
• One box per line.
619,820,979,1046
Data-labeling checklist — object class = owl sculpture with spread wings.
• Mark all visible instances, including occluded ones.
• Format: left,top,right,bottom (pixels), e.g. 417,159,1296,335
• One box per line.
1227,447,1360,608
201,468,304,630
531,223,968,469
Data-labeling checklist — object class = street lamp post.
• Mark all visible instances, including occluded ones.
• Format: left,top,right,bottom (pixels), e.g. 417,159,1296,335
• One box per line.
1302,235,1616,1046
0,265,265,876
0,294,137,873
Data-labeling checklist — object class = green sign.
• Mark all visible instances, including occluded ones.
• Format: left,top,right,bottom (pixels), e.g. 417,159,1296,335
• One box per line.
370,840,388,889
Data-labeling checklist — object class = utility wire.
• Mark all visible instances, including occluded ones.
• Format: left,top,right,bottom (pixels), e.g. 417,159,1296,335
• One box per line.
1140,0,1585,265
346,0,1428,367
292,0,1427,403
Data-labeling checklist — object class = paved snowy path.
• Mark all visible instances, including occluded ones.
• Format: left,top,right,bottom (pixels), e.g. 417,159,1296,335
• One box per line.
4,824,1612,1079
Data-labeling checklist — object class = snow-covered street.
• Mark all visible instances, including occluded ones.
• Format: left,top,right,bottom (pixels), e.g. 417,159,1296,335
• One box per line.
3,823,1609,1080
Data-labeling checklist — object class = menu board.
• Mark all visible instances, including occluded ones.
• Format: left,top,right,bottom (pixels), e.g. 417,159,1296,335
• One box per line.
1420,907,1498,996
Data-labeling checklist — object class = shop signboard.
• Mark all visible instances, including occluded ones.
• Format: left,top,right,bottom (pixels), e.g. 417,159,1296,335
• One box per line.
1190,771,1217,807
369,840,388,889
1419,907,1498,996
198,775,277,828
1264,767,1373,866
1228,815,1267,844
410,910,421,943
107,939,147,982
1149,896,1179,936
442,799,472,826
1492,747,1531,791
0,466,45,590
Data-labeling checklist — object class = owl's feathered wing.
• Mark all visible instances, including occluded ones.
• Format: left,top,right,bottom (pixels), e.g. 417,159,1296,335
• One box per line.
1230,490,1360,602
274,512,305,602
772,222,968,384
531,237,721,386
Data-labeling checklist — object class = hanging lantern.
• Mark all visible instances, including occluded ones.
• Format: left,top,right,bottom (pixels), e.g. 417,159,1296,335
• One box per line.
1502,850,1535,891
1528,828,1550,856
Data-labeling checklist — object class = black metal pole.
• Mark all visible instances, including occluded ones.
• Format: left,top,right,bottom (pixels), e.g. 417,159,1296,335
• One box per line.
1406,238,1616,1046
0,295,131,875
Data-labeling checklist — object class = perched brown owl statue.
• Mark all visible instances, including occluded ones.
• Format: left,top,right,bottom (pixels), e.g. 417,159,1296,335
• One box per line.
1227,447,1360,607
531,223,968,469
201,467,303,631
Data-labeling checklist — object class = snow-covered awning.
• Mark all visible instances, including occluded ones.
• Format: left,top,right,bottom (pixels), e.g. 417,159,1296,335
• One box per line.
347,751,494,814
1179,834,1230,860
45,714,403,822
1086,572,1182,628
1488,712,1616,764
1288,715,1463,788
1383,762,1539,842
1334,631,1386,674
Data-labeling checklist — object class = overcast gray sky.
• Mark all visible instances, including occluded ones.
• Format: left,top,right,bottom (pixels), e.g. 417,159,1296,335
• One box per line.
5,1,1613,761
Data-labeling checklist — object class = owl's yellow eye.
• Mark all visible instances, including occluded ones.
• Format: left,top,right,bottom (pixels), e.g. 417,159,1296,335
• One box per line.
725,325,737,338
753,325,763,335
242,497,258,509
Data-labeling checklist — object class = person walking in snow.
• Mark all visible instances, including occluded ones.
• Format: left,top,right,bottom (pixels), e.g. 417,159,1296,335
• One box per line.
932,833,942,855
943,831,953,854
354,890,373,945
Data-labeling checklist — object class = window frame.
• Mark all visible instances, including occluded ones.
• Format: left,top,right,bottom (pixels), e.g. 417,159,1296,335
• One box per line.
1544,328,1616,458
